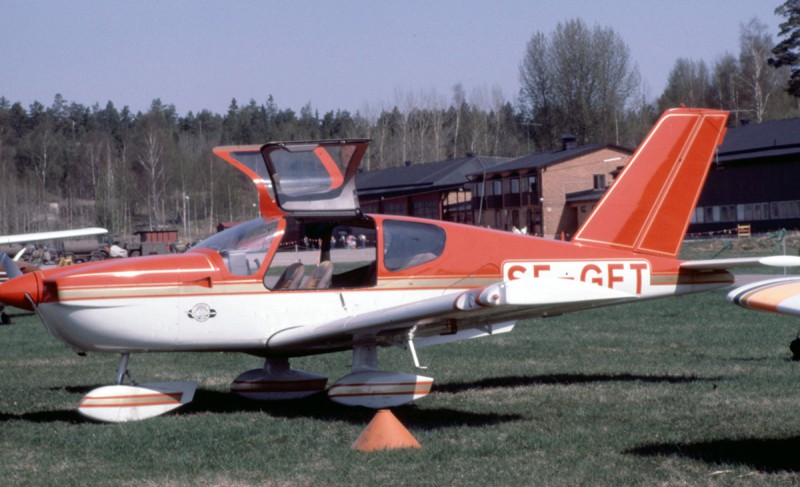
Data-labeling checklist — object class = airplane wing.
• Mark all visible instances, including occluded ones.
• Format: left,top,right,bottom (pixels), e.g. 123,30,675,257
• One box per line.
728,277,800,318
680,255,800,270
0,227,108,246
266,277,635,354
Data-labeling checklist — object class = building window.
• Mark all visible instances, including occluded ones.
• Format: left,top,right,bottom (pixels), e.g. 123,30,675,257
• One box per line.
472,182,483,197
383,200,407,215
493,180,502,196
593,174,606,190
361,202,379,214
693,207,704,224
527,176,537,193
412,198,439,220
510,178,520,194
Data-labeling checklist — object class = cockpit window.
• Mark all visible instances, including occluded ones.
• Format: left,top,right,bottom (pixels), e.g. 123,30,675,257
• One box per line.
191,217,279,276
383,220,446,271
268,146,346,197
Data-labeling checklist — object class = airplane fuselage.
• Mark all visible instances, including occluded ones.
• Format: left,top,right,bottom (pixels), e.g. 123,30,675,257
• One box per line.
5,215,732,356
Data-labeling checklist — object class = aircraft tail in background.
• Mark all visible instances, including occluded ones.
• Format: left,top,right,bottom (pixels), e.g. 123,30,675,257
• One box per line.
572,108,729,258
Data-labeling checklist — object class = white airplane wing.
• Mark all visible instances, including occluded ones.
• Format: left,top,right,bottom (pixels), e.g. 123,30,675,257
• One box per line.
680,255,800,270
266,277,635,354
0,227,108,246
728,277,800,318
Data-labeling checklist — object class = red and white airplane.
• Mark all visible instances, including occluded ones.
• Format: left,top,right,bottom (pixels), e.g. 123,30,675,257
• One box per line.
1,108,793,422
729,277,800,318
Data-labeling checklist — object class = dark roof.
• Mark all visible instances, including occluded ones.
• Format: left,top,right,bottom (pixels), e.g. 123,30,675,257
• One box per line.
566,188,606,203
357,155,510,198
717,117,800,164
471,144,631,178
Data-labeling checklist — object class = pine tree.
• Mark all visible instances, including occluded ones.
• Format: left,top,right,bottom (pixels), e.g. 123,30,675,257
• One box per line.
770,0,800,97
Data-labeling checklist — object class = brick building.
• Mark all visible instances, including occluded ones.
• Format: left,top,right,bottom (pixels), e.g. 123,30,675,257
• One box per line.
356,154,510,223
467,137,632,238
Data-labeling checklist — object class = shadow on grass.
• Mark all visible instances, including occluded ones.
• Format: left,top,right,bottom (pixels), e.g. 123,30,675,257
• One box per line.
626,436,800,472
0,310,36,325
1,386,522,429
434,373,722,394
2,373,714,426
0,409,86,423
179,388,523,429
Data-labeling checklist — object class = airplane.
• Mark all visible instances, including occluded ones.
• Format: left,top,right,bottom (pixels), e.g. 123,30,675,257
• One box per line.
1,107,797,423
728,277,800,320
0,227,108,324
728,276,800,359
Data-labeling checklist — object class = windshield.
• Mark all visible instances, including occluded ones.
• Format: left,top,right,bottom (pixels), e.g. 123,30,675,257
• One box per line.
191,217,280,276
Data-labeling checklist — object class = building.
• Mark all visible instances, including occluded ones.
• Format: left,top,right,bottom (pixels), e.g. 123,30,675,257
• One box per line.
467,137,632,238
356,154,510,224
689,117,800,235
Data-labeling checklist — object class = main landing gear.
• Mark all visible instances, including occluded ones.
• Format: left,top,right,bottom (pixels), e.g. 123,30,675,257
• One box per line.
231,344,433,409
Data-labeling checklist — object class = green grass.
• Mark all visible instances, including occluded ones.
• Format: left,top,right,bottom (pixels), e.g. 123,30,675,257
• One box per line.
3,287,800,486
680,232,800,263
4,234,800,485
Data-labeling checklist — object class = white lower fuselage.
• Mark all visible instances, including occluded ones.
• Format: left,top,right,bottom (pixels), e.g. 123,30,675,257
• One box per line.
37,277,727,355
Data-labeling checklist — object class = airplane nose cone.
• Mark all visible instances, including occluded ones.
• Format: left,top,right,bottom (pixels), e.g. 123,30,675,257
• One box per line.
0,272,42,310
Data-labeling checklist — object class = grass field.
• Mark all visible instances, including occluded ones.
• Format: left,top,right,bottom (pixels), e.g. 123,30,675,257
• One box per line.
2,237,800,485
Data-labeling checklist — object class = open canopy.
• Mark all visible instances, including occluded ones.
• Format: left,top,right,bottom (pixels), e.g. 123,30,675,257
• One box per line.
213,139,369,218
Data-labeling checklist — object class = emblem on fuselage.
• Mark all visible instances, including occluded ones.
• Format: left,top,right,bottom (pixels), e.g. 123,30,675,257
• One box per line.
187,303,217,322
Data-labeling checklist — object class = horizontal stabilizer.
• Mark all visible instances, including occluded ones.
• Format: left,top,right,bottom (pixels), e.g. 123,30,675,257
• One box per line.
681,255,800,270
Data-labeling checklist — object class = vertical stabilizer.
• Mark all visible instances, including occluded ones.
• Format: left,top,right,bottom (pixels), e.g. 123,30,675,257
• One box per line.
572,108,728,258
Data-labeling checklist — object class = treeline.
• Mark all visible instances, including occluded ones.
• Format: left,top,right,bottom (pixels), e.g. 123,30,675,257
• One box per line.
1,16,797,240
0,91,539,239
656,18,798,124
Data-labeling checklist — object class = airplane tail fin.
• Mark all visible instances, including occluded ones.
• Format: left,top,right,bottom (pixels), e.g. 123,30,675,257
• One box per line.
572,108,729,258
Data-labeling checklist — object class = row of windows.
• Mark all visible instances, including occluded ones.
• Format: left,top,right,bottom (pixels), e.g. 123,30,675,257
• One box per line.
692,200,800,224
473,175,537,197
412,199,439,220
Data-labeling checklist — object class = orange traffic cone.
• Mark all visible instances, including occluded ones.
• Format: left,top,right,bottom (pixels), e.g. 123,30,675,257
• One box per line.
351,409,421,451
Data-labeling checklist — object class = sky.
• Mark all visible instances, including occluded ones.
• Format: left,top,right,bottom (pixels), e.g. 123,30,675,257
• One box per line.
1,1,785,117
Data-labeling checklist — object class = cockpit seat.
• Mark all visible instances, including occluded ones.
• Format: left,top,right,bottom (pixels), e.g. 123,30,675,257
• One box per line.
303,261,333,289
271,262,305,290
